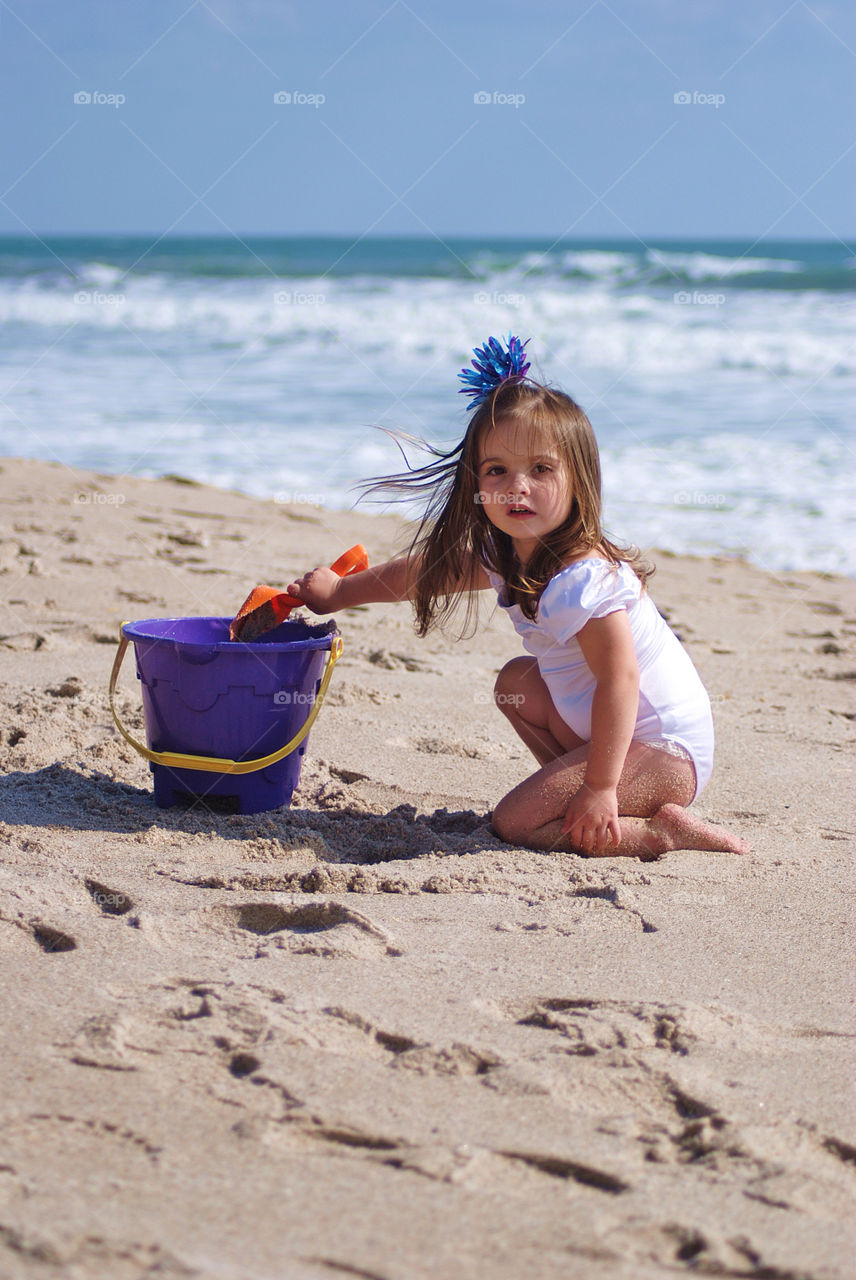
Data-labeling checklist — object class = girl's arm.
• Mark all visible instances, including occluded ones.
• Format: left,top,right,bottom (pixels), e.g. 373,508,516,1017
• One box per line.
286,554,490,614
561,610,639,852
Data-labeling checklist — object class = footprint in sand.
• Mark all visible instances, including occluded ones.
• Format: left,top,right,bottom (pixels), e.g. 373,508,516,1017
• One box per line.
63,979,271,1075
412,735,517,761
510,996,781,1058
0,1113,162,1176
84,878,134,917
0,631,47,651
116,589,165,606
27,921,77,953
306,1007,503,1079
365,648,441,674
201,900,403,958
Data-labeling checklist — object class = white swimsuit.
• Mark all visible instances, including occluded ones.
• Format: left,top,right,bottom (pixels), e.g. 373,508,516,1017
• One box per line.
488,558,714,798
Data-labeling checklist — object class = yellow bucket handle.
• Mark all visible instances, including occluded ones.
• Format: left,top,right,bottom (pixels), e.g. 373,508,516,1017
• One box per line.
109,623,343,775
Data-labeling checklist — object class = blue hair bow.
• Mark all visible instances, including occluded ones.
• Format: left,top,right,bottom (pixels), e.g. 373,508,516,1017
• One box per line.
458,334,531,408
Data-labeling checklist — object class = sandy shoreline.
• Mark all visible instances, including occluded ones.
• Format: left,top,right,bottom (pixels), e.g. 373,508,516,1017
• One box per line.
1,455,855,1280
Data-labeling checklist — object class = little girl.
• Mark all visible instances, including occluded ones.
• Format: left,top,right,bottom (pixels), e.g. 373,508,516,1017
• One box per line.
287,336,748,860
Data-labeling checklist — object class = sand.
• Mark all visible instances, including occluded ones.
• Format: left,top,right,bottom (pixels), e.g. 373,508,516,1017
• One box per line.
1,455,854,1280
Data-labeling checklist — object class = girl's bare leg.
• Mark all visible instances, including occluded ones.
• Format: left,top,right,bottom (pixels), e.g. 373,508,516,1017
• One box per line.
492,658,748,858
494,657,585,765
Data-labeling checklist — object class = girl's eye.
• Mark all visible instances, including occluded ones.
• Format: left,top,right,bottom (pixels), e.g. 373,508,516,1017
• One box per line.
484,465,505,476
534,464,553,474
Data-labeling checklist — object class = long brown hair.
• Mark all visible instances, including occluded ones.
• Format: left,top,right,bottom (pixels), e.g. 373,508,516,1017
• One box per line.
363,379,652,637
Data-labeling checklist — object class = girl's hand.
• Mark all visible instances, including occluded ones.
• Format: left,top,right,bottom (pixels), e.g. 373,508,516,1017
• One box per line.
562,783,621,854
286,566,344,614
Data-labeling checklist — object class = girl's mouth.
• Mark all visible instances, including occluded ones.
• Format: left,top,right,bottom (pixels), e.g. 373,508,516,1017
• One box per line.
508,505,534,517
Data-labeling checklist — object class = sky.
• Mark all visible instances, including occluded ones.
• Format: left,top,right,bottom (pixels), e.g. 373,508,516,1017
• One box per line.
0,0,853,240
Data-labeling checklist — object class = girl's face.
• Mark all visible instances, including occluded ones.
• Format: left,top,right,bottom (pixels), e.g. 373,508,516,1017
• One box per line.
476,418,572,562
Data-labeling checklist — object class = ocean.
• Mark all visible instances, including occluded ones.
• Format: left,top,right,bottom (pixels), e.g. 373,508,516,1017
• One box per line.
0,234,852,575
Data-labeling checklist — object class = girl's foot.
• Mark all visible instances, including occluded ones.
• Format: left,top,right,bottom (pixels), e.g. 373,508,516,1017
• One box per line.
647,803,750,856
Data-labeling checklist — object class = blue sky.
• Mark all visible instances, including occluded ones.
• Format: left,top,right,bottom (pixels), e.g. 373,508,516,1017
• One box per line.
0,0,853,239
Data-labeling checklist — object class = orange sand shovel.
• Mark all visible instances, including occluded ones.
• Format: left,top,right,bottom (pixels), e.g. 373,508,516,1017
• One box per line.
229,544,369,642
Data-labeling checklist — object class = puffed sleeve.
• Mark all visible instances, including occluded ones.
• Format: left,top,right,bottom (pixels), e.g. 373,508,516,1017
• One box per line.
538,560,640,645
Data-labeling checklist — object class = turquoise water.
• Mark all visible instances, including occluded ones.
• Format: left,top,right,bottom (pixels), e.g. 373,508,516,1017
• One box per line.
1,235,852,288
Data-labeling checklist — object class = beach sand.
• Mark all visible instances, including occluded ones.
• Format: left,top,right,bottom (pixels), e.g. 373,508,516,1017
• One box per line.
1,455,854,1280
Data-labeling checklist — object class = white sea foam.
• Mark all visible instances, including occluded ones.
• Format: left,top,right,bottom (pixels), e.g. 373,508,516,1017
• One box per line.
642,249,803,279
0,272,852,381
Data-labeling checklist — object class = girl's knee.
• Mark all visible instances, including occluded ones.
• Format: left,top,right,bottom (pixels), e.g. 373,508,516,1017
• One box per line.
490,794,522,845
494,656,537,712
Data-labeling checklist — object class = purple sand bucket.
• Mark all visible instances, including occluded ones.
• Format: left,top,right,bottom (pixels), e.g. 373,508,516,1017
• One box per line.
110,616,341,814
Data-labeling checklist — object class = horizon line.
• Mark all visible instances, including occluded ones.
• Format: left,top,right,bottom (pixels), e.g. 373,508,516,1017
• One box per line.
0,230,852,246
